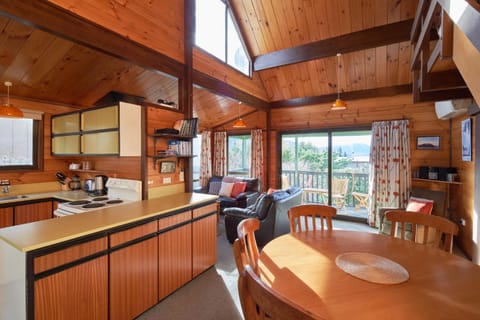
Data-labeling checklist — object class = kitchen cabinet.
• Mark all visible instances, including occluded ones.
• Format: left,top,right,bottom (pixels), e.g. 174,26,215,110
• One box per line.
158,211,192,300
192,204,217,277
34,237,108,320
14,200,52,225
51,102,141,156
109,221,158,320
0,207,13,228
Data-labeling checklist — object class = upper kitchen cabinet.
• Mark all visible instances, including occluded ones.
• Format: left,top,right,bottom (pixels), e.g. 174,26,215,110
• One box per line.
51,102,141,157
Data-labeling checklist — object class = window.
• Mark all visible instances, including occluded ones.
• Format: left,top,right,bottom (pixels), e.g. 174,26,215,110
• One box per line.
0,117,41,170
192,134,201,189
195,0,251,76
228,135,251,176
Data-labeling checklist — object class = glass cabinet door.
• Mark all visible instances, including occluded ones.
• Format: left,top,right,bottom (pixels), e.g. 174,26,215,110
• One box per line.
81,106,118,131
52,113,80,134
82,131,119,154
52,136,81,154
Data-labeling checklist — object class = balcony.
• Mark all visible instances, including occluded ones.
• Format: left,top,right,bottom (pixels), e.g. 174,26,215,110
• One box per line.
282,170,369,221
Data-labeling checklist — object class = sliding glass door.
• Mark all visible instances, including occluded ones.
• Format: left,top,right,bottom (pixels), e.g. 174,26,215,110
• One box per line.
281,129,371,220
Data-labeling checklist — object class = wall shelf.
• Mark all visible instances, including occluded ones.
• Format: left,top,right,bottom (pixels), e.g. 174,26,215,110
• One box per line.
412,178,462,185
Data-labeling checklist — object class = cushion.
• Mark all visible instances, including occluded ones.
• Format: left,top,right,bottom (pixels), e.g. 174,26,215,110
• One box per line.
255,194,274,220
267,188,280,195
219,182,234,197
252,193,267,211
208,181,222,195
222,176,238,183
406,197,434,214
231,182,247,198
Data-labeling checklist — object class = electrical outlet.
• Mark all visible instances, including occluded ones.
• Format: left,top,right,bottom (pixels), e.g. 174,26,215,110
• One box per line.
459,218,466,226
147,180,154,185
163,177,171,184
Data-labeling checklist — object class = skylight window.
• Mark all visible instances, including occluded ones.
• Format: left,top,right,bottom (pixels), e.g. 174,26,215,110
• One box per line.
195,0,251,76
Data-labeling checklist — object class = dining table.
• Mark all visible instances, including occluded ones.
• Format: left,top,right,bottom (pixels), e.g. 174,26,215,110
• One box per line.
258,230,480,319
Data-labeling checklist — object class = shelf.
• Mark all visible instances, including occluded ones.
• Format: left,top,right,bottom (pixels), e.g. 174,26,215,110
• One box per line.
69,169,107,174
149,134,195,140
150,155,196,169
412,178,462,185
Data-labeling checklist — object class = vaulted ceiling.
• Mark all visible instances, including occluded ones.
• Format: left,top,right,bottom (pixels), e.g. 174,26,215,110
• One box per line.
1,0,470,129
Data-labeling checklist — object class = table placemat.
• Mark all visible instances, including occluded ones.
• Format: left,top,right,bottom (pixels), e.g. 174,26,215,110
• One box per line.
335,252,409,284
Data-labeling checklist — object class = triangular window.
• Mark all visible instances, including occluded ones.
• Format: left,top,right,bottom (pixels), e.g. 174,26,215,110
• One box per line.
195,0,251,76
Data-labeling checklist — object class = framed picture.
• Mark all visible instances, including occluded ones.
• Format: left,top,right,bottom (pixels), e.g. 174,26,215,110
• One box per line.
160,161,176,173
416,136,440,150
462,118,472,161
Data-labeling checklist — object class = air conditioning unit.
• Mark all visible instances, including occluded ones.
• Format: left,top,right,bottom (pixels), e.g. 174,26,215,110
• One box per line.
435,99,472,120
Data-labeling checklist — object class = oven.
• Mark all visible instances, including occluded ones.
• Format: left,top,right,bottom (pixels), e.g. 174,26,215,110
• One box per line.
54,178,142,217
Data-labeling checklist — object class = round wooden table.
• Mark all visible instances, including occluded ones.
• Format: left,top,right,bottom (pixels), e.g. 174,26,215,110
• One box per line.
258,230,480,319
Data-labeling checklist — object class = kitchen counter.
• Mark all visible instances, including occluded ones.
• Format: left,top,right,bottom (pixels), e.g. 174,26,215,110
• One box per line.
0,190,90,205
0,192,217,252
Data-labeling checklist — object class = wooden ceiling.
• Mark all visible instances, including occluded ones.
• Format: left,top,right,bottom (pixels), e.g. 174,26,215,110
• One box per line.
0,0,450,129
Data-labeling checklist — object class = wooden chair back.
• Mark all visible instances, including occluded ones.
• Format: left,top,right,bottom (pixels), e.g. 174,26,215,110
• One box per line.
236,218,261,274
288,204,337,233
238,264,321,320
385,210,459,253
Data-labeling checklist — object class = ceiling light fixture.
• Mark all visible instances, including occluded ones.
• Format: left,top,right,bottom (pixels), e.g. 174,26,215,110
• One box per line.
0,81,23,118
331,53,347,111
232,102,247,128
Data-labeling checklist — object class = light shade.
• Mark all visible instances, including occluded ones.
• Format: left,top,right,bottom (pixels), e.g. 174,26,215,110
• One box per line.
0,104,23,118
232,118,247,128
331,98,347,110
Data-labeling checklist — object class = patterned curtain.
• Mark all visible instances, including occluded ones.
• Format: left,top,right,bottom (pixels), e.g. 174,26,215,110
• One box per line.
199,131,212,187
368,120,411,227
250,129,264,184
213,131,227,176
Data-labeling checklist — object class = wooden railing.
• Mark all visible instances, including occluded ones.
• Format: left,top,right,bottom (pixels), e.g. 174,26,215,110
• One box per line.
282,170,369,207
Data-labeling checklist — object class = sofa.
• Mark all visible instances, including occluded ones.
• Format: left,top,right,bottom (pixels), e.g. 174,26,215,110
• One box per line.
196,176,260,214
223,186,303,248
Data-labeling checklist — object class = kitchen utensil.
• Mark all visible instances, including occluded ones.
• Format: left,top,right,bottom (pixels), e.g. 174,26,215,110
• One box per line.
69,163,81,170
82,160,92,170
69,175,81,190
84,179,95,192
55,172,66,184
94,175,108,195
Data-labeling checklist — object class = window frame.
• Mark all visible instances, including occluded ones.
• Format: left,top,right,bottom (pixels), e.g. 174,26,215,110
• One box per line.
0,117,43,172
194,0,252,77
227,134,251,176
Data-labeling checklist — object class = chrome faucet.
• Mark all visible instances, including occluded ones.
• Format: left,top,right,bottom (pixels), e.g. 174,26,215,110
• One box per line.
1,180,10,193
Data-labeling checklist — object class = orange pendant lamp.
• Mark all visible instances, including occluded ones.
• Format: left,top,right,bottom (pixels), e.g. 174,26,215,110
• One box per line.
232,102,247,128
1,81,23,118
331,53,347,111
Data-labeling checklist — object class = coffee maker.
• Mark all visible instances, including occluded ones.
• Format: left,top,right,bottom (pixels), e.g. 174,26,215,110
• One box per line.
94,175,108,195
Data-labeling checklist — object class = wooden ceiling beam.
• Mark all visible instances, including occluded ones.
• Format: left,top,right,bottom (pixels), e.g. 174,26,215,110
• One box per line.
0,0,184,78
193,70,270,112
269,85,412,109
253,19,413,71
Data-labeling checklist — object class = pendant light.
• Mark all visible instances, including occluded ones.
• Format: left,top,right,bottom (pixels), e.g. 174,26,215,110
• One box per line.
331,53,347,110
0,81,23,118
232,102,247,128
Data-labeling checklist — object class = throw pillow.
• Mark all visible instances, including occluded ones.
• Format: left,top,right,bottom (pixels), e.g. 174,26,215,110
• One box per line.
222,176,238,183
231,182,247,198
208,181,222,195
267,188,280,195
406,197,434,214
219,182,235,197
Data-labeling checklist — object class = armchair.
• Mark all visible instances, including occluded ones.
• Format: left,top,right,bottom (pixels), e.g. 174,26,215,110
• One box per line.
224,186,303,248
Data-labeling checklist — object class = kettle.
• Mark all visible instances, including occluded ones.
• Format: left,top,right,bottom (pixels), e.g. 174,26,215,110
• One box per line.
69,175,82,191
94,175,108,195
84,179,95,192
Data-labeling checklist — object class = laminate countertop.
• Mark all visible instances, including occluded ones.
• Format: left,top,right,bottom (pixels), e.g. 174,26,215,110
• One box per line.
0,190,91,205
0,192,218,253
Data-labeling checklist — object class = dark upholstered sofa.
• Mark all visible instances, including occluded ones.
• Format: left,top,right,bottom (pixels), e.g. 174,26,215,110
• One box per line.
223,186,303,247
195,176,260,214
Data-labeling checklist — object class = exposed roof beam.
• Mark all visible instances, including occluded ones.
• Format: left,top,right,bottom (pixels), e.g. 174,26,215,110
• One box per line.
269,85,412,109
193,71,270,112
253,19,413,71
0,0,184,78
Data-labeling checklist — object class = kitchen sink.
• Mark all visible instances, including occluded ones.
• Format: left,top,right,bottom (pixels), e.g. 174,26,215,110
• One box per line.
0,195,29,202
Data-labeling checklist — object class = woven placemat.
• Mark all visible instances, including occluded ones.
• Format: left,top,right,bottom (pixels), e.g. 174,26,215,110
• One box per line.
335,252,409,284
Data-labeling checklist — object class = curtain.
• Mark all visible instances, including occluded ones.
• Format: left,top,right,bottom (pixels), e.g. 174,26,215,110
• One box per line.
213,131,227,176
199,131,212,187
250,129,264,184
368,120,411,227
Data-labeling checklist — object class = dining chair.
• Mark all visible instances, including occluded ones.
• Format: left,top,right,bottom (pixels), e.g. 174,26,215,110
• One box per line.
288,204,337,233
385,210,459,253
235,218,261,274
238,264,321,320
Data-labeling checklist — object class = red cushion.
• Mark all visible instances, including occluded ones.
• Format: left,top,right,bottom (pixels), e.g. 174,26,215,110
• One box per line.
406,197,434,214
231,182,247,198
267,188,280,195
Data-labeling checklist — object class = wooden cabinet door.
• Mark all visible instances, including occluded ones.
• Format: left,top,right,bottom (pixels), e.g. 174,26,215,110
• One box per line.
192,213,217,278
109,221,158,320
14,201,52,225
34,238,108,320
0,207,13,228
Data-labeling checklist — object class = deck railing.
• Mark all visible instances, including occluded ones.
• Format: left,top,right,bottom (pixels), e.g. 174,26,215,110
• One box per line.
282,170,369,208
